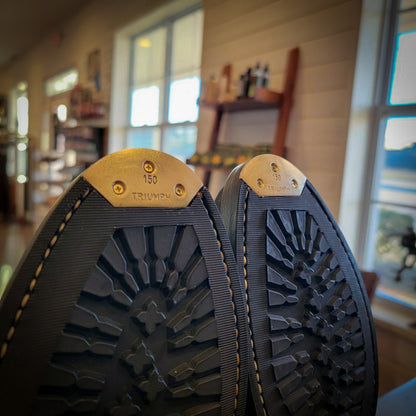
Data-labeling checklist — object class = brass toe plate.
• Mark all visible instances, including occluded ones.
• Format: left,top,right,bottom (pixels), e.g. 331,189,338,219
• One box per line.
83,149,202,207
240,154,306,197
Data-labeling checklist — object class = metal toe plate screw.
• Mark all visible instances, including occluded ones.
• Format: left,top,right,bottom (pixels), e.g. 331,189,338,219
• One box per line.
292,179,298,189
113,181,126,195
271,163,279,172
143,160,155,173
257,178,265,188
175,184,186,197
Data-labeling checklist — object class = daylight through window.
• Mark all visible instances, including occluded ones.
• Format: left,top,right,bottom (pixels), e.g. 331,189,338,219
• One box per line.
128,8,203,162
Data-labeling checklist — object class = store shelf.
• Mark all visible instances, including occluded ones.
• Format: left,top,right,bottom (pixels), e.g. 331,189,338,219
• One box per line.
199,90,282,113
187,144,272,170
192,48,299,187
63,118,108,128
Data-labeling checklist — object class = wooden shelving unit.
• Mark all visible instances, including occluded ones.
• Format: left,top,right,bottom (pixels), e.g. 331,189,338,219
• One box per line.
188,47,299,186
199,94,282,113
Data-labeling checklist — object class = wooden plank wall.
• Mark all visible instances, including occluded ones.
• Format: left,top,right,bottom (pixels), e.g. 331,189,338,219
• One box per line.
199,0,362,217
376,322,416,395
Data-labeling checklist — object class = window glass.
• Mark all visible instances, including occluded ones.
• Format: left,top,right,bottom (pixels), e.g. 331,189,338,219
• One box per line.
16,96,29,136
398,9,416,32
127,128,161,150
401,0,416,10
390,32,416,104
372,203,416,304
162,125,197,162
133,27,167,85
366,3,416,306
376,117,416,204
171,10,203,76
130,84,162,127
370,117,416,304
129,9,203,161
168,77,200,123
45,69,78,97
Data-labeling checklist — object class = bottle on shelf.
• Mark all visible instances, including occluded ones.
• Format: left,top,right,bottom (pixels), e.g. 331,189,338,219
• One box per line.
244,67,252,98
248,64,259,98
255,62,264,88
236,63,270,99
237,74,246,99
262,64,270,88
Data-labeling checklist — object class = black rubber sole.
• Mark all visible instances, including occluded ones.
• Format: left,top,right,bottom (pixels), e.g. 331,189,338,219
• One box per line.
0,150,249,416
217,155,378,416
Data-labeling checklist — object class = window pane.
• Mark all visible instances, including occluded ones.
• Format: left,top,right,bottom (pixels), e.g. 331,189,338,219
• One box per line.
45,69,78,97
371,203,416,305
401,0,416,10
131,85,161,127
390,31,416,104
133,27,166,85
376,117,416,205
17,96,29,136
162,125,197,162
168,77,200,123
399,9,416,33
127,128,161,150
171,10,203,76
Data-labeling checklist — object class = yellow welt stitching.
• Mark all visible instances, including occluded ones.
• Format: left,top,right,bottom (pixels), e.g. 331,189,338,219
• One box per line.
0,343,7,359
29,279,37,292
0,189,91,363
50,235,58,247
20,294,30,308
14,309,22,323
35,263,43,278
6,327,15,341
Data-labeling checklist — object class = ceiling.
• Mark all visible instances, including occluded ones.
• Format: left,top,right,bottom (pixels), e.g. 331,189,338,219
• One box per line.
0,0,89,67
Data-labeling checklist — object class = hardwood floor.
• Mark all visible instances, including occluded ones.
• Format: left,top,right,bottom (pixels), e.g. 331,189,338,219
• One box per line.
0,220,37,299
0,221,36,269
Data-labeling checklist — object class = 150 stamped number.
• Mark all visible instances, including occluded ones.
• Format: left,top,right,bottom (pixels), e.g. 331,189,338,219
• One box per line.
143,174,158,184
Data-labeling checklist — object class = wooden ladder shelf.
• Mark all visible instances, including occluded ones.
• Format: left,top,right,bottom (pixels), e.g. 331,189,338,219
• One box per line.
190,47,299,187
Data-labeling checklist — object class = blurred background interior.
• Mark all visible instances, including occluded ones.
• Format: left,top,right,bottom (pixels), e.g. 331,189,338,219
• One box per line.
0,0,415,401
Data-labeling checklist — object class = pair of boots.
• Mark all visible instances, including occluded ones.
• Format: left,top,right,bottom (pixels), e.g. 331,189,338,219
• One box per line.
0,149,378,415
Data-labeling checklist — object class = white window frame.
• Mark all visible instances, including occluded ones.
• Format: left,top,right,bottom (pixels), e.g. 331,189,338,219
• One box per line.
360,0,416,307
127,5,202,156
